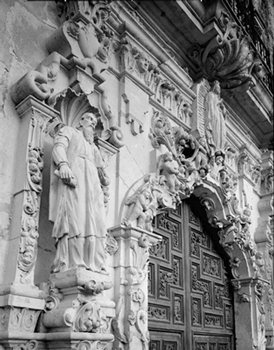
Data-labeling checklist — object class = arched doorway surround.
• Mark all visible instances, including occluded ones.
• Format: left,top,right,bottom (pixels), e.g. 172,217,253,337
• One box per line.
116,171,269,350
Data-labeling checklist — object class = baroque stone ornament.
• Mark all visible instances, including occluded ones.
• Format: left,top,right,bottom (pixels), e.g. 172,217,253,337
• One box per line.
42,269,115,347
189,11,262,94
119,98,270,349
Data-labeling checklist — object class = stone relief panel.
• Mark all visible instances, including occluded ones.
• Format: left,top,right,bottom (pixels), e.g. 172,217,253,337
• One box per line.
17,109,51,285
117,37,193,129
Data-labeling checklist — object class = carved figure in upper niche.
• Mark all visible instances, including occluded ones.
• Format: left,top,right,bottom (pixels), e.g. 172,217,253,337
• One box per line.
209,151,225,180
204,80,227,155
122,187,152,229
158,152,181,194
135,51,149,75
49,113,109,273
195,137,210,170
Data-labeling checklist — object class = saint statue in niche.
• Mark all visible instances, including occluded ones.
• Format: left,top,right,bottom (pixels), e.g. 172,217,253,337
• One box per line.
49,113,109,274
204,80,227,156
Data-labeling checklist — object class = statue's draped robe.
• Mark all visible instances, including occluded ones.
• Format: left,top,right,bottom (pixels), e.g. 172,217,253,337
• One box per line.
49,126,106,273
204,91,226,154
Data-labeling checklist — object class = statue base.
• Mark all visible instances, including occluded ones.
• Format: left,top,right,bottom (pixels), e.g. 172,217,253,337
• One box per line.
41,268,115,348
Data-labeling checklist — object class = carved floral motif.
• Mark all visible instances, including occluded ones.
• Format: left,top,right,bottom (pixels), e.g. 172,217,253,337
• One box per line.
148,305,168,320
64,298,106,333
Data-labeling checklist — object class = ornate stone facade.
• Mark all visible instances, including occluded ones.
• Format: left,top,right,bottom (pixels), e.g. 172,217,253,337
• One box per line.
0,1,273,350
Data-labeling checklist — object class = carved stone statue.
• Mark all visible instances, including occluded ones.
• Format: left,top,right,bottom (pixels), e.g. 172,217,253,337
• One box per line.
158,152,181,194
122,187,152,229
204,80,227,155
49,113,109,273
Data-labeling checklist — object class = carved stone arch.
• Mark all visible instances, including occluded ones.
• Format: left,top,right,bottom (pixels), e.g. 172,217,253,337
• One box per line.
191,182,253,279
120,170,266,349
121,172,254,281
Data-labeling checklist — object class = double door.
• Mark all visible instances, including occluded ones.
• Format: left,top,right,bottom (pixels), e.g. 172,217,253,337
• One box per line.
148,200,234,350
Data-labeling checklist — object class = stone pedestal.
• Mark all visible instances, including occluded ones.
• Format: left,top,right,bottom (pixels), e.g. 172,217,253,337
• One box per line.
108,225,160,350
41,268,115,350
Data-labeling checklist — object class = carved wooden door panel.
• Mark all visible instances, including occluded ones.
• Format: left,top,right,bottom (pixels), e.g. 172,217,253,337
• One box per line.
148,201,235,350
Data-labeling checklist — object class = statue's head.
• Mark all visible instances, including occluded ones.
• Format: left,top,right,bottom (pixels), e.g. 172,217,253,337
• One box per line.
77,113,98,143
199,137,206,147
77,113,97,130
215,150,225,165
136,52,149,73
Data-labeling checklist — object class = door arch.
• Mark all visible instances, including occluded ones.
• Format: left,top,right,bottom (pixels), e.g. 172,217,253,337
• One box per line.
148,196,235,350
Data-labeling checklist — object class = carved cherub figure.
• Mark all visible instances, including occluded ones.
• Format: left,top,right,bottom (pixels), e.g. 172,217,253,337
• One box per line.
135,51,149,76
158,152,181,194
122,187,152,229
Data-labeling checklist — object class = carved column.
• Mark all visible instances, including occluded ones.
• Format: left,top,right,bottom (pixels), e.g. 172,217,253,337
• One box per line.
109,226,160,350
0,96,58,349
232,278,269,350
256,151,274,350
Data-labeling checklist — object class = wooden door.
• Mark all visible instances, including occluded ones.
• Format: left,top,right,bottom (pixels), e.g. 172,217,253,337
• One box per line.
148,199,235,350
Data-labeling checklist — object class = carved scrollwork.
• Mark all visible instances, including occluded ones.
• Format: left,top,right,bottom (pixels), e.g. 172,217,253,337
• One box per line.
128,288,145,305
105,233,119,255
56,0,114,62
149,110,175,153
17,112,49,284
64,298,106,333
237,293,250,303
71,340,108,350
135,309,149,344
12,340,38,350
0,307,41,333
79,280,113,295
189,11,259,94
129,234,149,284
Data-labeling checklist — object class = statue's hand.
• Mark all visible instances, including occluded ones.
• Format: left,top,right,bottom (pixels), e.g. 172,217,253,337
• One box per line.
59,164,75,186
